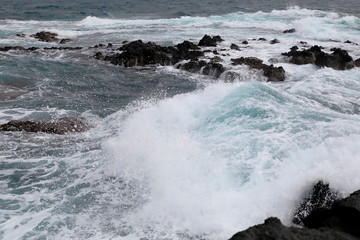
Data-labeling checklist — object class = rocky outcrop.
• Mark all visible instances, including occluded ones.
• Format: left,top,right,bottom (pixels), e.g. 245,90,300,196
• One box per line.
304,190,360,238
293,181,340,225
198,34,224,47
0,117,90,134
232,57,285,82
229,217,358,240
355,59,360,67
229,184,360,240
282,46,355,70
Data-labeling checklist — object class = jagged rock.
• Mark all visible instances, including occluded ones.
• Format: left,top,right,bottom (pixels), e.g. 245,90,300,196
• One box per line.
0,117,90,134
282,46,355,70
304,190,360,238
177,60,207,73
59,38,72,44
230,43,240,50
198,34,224,47
229,217,358,240
0,46,25,51
293,181,340,226
202,62,225,78
176,60,225,78
283,28,296,33
31,31,59,42
270,39,280,44
94,52,104,60
232,57,285,82
174,40,203,60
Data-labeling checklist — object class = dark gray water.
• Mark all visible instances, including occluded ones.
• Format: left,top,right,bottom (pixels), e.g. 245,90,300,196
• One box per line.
0,0,359,20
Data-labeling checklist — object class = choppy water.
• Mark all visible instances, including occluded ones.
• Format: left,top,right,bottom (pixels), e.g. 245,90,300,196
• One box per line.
1,1,360,240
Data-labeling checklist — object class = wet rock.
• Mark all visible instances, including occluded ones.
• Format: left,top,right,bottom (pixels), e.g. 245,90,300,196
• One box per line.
107,43,113,48
304,190,360,238
105,40,174,67
175,40,203,60
0,46,26,51
242,40,249,44
230,43,240,50
201,62,225,78
300,41,308,44
176,60,225,78
282,46,355,70
283,28,296,33
176,60,207,73
270,38,280,44
59,38,72,44
198,34,224,47
16,33,26,37
0,117,90,134
232,57,285,82
43,47,82,50
229,217,358,240
258,38,267,41
94,52,104,60
355,59,360,67
31,31,59,42
293,181,340,226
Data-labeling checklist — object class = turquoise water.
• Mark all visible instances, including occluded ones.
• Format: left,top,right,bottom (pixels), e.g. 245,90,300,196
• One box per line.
1,2,360,240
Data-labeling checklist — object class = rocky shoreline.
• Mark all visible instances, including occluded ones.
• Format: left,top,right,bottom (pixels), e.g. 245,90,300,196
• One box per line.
229,182,360,240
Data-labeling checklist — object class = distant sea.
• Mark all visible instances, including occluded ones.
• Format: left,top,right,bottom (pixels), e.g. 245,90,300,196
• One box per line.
1,0,360,239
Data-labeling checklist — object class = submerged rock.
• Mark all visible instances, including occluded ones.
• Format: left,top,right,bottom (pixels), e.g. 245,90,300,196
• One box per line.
0,117,90,134
0,46,26,51
232,57,285,82
198,34,224,47
293,181,340,226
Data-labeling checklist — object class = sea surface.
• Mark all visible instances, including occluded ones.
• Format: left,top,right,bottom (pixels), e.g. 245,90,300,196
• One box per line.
1,0,360,239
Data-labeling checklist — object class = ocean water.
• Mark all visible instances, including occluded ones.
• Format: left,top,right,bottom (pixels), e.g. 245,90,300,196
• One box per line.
1,1,360,239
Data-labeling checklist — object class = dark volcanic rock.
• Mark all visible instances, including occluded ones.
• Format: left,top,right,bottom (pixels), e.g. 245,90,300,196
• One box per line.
31,31,59,42
16,33,26,38
44,47,82,50
0,117,90,134
258,38,267,41
229,217,358,240
198,34,224,47
105,40,174,67
304,190,360,238
283,46,355,70
0,46,26,51
232,57,285,82
176,60,225,78
293,181,340,226
355,59,360,67
59,38,72,44
242,40,249,44
283,28,296,33
230,43,240,50
270,38,280,44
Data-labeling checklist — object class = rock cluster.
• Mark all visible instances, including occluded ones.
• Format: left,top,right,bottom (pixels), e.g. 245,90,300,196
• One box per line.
282,46,356,70
29,31,72,44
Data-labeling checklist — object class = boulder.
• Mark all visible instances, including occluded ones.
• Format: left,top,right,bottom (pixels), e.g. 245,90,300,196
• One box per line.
198,34,224,47
31,31,59,42
270,39,280,44
176,60,225,78
0,117,90,134
293,181,340,225
230,43,240,50
232,57,285,82
229,217,358,240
